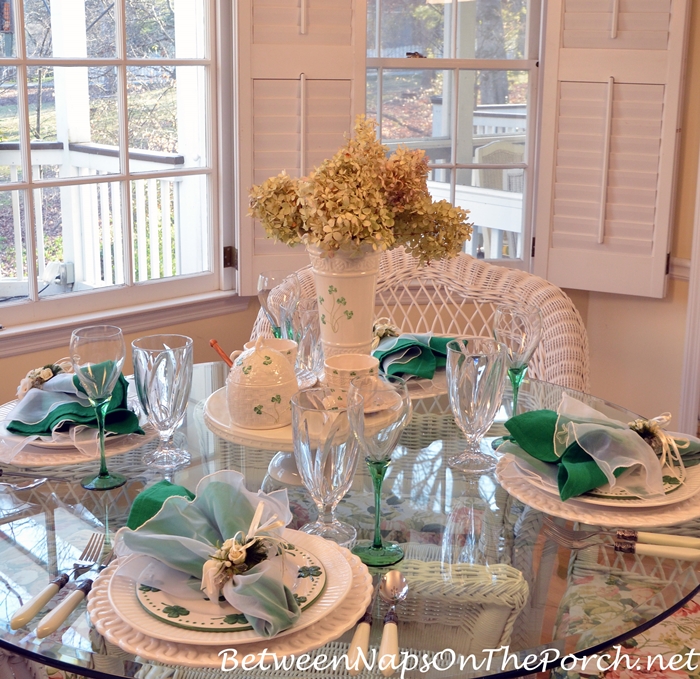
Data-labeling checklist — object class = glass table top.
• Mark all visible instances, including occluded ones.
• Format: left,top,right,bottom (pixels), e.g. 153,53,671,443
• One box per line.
0,362,697,679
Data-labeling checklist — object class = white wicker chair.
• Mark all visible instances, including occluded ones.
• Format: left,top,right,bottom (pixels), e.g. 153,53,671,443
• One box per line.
250,247,590,392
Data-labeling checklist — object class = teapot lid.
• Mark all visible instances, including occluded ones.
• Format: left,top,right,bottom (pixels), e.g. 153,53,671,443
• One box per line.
228,336,296,386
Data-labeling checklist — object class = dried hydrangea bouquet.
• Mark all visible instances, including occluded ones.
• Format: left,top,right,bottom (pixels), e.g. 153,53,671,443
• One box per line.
249,117,473,355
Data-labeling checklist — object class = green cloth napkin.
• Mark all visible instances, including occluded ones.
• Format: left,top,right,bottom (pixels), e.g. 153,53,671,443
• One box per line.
126,480,196,530
504,410,700,501
373,334,454,379
7,373,143,437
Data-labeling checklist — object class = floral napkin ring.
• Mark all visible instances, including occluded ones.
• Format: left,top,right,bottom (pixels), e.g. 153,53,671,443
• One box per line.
16,358,73,401
200,501,286,602
371,317,401,350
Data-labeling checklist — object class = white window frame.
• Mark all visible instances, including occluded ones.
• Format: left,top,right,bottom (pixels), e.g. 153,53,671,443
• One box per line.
0,0,238,357
366,0,542,271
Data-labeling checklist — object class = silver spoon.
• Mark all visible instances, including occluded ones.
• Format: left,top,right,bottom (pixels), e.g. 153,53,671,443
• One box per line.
378,571,408,677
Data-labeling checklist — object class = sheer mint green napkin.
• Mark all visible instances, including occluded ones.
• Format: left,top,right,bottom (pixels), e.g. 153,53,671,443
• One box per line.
6,372,142,437
372,333,454,379
503,394,700,501
116,470,301,638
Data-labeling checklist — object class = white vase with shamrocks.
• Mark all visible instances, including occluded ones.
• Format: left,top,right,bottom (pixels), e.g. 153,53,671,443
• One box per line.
249,117,474,357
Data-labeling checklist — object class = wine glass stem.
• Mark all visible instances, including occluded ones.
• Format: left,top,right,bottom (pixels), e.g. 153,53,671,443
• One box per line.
94,398,110,478
321,502,335,524
508,366,527,416
368,458,390,550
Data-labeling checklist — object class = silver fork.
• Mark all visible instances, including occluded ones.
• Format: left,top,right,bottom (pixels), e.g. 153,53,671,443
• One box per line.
542,520,700,561
71,532,105,579
543,516,700,550
10,532,105,629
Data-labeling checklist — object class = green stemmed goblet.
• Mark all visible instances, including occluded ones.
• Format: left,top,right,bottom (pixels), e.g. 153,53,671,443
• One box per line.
348,374,412,567
493,304,542,418
69,325,127,490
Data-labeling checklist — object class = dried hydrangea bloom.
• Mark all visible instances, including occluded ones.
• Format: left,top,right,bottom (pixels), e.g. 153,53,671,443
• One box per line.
248,116,473,262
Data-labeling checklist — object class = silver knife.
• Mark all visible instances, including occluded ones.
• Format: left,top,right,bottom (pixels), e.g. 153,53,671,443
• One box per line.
35,550,114,639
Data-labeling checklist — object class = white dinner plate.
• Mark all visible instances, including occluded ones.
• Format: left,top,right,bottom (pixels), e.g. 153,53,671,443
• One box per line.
89,543,371,668
509,454,700,508
107,529,353,645
496,455,700,527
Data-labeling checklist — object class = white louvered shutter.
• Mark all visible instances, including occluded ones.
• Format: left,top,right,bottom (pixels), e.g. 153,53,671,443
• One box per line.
235,0,365,296
534,0,688,297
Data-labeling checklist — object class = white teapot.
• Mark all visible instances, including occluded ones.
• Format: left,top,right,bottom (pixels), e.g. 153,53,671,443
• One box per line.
226,337,298,429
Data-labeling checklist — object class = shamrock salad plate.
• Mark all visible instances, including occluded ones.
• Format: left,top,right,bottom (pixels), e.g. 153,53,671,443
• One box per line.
135,541,326,632
106,530,353,645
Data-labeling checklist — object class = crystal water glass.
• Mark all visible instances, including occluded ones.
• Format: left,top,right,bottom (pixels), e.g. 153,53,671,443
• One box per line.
348,374,412,566
281,298,323,380
446,338,508,473
132,334,193,469
257,271,301,339
69,325,127,490
291,388,363,546
493,304,543,416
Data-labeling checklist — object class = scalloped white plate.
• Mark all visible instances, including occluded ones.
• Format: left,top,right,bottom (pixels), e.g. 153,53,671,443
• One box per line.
510,455,700,507
107,530,351,645
497,455,700,527
88,542,372,667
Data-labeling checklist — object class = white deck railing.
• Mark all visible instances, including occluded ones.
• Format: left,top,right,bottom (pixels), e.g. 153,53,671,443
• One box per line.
1,142,184,293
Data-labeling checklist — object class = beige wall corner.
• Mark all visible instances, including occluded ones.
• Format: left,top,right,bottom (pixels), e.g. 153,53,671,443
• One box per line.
584,279,688,418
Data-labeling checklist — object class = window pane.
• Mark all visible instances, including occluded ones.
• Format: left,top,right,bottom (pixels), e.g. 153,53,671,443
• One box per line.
380,0,447,58
455,170,524,260
29,66,121,177
24,0,116,59
131,174,210,282
0,67,22,184
127,65,208,173
126,0,206,59
367,0,378,57
0,189,28,303
367,68,378,119
381,69,451,165
36,180,126,297
374,0,528,60
0,1,15,57
457,69,528,164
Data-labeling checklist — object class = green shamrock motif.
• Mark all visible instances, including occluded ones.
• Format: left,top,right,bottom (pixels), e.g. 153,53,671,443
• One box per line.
242,365,252,375
271,394,281,404
318,296,324,304
328,285,337,294
253,405,264,415
222,613,248,625
344,310,354,320
285,543,296,551
139,585,161,593
163,605,190,618
294,594,308,605
263,355,272,366
337,297,346,305
298,565,323,581
320,314,326,325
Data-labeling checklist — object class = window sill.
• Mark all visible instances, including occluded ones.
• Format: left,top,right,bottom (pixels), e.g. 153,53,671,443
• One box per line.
0,292,252,358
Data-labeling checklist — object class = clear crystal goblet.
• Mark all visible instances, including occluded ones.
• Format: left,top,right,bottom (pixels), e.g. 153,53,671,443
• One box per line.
132,334,193,470
446,337,508,473
291,387,364,546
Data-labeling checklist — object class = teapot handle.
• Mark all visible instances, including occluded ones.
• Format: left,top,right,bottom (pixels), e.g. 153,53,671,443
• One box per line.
229,350,242,364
